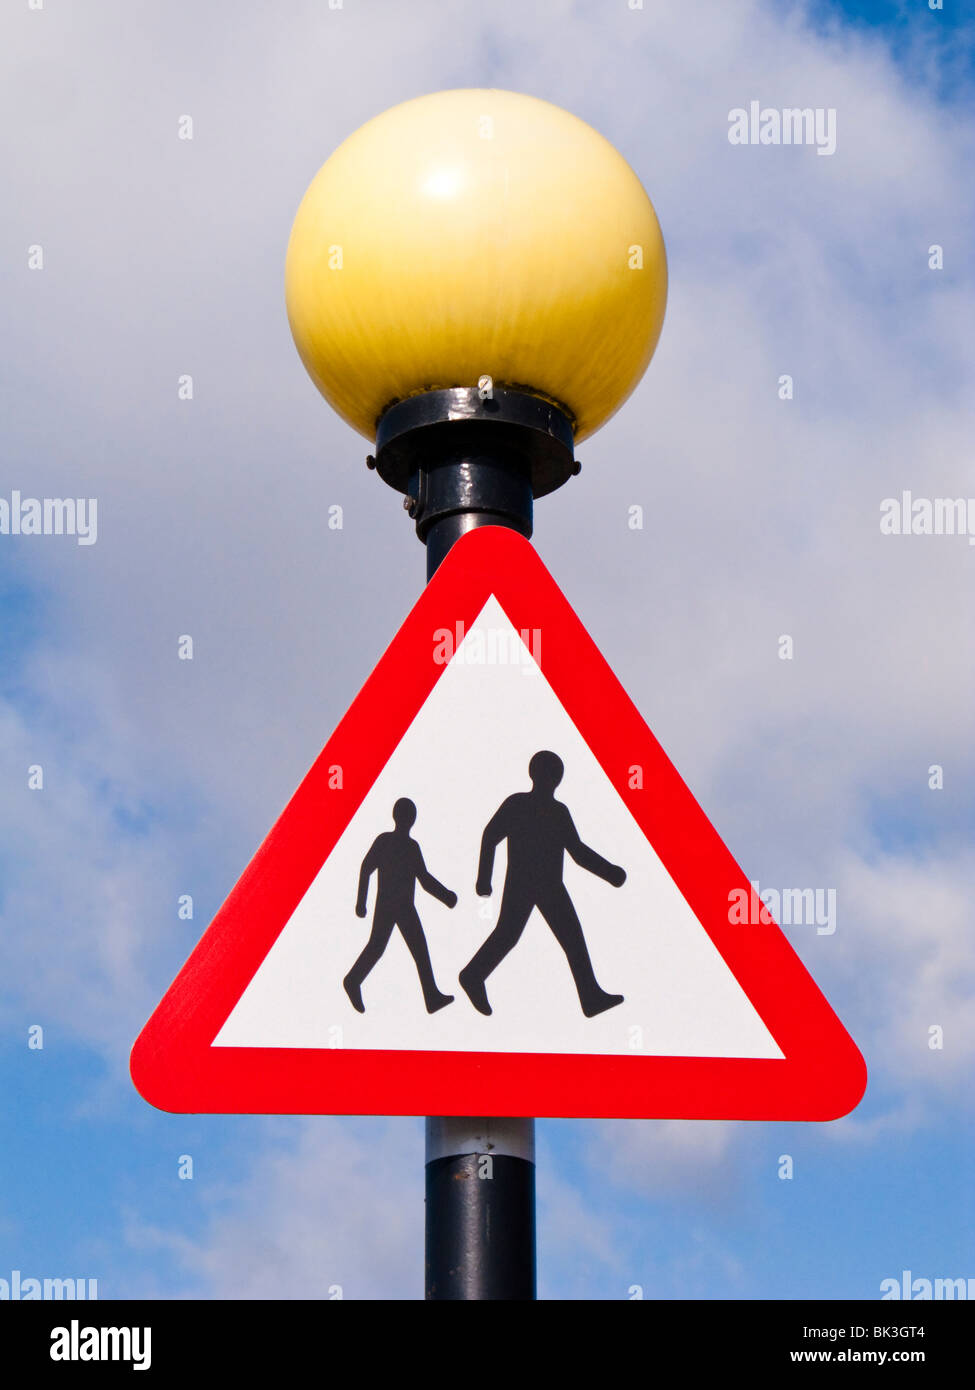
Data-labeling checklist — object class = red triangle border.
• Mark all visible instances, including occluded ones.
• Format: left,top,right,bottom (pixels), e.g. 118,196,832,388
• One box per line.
131,526,867,1120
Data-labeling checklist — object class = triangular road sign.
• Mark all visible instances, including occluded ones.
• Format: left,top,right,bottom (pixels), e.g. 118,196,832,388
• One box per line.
131,526,866,1120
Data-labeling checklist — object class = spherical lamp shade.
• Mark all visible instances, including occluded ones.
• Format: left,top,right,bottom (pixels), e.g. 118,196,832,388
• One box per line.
285,89,667,444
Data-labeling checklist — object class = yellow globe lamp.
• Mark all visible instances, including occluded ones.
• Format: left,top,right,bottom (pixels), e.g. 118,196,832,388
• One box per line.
285,88,667,446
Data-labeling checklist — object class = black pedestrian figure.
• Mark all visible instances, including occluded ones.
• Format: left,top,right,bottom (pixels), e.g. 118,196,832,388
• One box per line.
459,751,626,1018
344,798,457,1015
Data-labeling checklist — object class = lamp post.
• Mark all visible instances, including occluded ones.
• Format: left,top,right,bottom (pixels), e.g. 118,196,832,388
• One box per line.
284,87,667,1300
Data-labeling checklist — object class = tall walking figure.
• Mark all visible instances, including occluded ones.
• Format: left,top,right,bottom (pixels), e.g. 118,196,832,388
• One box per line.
459,751,626,1018
344,797,457,1014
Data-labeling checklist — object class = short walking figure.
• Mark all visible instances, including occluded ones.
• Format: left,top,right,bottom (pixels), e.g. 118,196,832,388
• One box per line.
344,798,457,1015
459,751,626,1018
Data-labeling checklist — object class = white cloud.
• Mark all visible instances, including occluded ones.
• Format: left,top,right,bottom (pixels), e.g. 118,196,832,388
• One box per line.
832,846,975,1092
123,1117,422,1299
587,1119,742,1202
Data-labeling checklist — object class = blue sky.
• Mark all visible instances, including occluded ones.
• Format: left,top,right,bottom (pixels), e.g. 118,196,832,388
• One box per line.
1,0,973,1299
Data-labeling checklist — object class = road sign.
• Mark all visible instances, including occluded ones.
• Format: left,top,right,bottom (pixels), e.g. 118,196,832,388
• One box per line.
131,526,866,1120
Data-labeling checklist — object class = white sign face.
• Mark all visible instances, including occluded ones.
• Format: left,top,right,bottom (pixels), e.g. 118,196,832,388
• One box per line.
215,597,782,1061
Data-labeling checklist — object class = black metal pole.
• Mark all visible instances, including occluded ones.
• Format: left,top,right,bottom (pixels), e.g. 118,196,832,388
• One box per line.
372,386,577,1301
425,1118,536,1299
